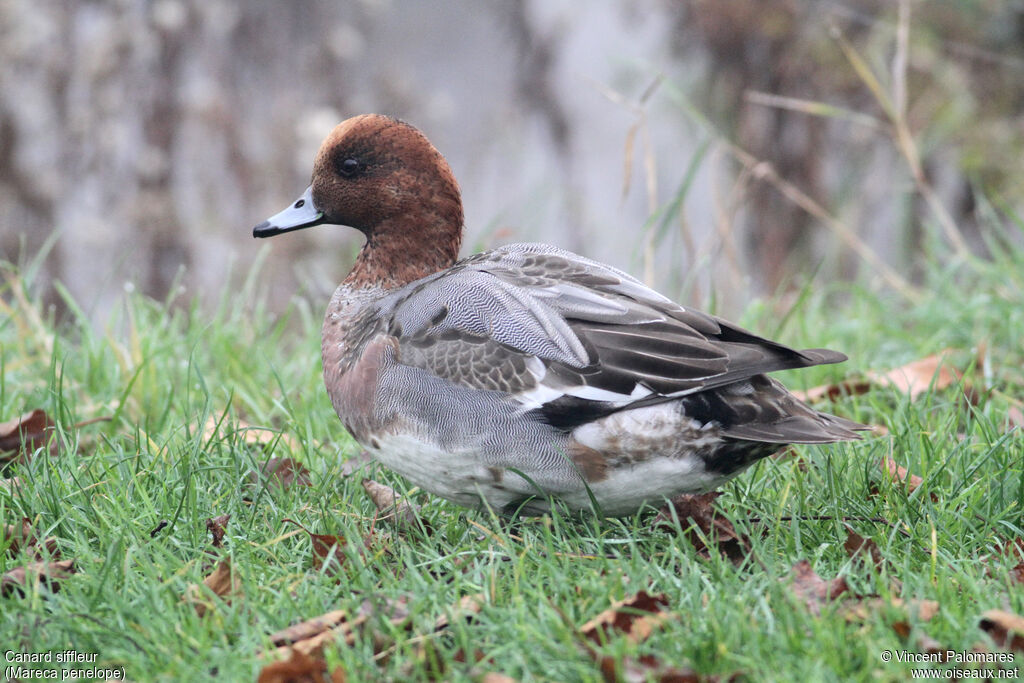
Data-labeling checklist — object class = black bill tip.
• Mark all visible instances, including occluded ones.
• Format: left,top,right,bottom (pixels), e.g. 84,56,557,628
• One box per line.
252,221,278,238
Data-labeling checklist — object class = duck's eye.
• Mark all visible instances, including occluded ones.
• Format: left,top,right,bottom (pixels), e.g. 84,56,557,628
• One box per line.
339,158,361,177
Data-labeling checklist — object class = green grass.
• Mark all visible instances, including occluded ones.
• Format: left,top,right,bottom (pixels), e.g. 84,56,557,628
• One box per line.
1,233,1022,682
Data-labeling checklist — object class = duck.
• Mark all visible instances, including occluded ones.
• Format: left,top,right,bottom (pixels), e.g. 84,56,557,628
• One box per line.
253,114,865,517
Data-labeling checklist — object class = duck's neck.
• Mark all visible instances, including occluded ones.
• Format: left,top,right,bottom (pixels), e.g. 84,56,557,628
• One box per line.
344,200,463,291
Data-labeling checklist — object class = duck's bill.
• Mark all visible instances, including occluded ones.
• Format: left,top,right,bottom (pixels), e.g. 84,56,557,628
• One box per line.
252,186,326,238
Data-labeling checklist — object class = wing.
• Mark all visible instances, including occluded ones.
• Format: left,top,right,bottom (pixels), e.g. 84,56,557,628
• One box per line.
380,243,847,428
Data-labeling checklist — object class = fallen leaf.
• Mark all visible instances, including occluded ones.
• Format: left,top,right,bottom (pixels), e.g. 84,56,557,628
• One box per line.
979,610,1024,652
266,612,369,662
479,674,518,683
580,591,671,646
453,649,487,664
0,409,56,463
597,654,724,683
269,610,350,648
257,648,346,683
794,349,967,403
432,593,485,632
1,559,76,597
877,458,936,502
0,476,21,493
840,598,939,624
843,527,885,571
2,518,35,556
184,558,242,617
249,457,313,491
361,479,422,531
1,520,58,561
792,379,873,403
311,535,349,573
1007,545,1024,586
785,560,848,616
282,519,350,574
1005,406,1024,433
914,632,944,654
868,351,960,400
983,537,1024,585
206,514,230,549
361,594,412,623
905,599,940,622
264,596,414,667
652,492,750,562
33,537,59,560
891,621,911,639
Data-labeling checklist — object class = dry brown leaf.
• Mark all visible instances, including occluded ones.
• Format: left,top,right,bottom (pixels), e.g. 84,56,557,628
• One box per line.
32,536,59,560
1,559,76,597
792,379,873,404
1,518,58,561
580,591,671,647
914,632,944,654
264,596,413,667
1005,406,1024,433
868,351,960,400
840,598,939,624
479,674,518,683
1007,545,1024,586
905,599,940,622
206,514,230,549
361,479,421,531
309,533,348,573
0,409,57,463
269,610,350,648
984,537,1024,585
652,492,750,562
891,620,911,639
184,558,242,617
432,593,485,632
979,610,1024,652
282,519,352,574
2,518,35,556
0,476,21,493
202,415,300,452
843,528,885,571
257,648,345,683
268,612,369,662
359,594,412,630
785,560,849,616
266,612,370,662
794,349,967,404
598,654,726,683
878,458,936,501
249,457,313,491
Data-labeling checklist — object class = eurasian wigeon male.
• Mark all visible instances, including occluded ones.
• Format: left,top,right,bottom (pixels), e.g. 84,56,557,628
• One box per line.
253,114,865,517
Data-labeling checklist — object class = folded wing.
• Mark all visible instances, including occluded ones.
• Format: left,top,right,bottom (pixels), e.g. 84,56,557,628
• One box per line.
383,243,851,435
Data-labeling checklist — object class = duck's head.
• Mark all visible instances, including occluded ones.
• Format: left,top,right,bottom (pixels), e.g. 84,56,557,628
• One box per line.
254,114,464,282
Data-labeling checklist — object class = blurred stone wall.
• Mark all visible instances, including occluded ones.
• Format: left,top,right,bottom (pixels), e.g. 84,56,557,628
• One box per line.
1,0,1021,322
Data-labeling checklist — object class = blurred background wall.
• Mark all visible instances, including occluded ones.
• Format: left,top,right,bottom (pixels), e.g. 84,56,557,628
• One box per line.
1,0,1022,322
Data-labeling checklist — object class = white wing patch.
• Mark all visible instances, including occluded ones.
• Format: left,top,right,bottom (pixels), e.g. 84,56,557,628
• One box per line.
514,355,655,411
